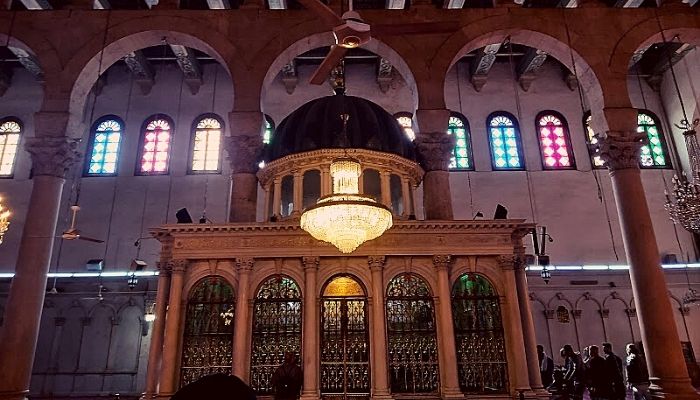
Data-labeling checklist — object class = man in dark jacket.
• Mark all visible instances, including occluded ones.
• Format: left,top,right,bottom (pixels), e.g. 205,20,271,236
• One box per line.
586,345,613,400
538,344,555,389
625,344,650,400
562,344,585,400
603,342,626,400
271,352,303,400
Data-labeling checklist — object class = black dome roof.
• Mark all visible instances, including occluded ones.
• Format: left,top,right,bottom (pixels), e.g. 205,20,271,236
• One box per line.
267,94,416,161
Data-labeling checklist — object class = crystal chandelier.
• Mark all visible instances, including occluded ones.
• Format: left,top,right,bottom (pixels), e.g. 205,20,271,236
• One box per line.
0,197,10,245
665,121,700,233
300,158,393,253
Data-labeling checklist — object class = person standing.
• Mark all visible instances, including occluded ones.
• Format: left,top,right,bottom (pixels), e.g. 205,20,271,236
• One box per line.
625,343,650,400
585,345,613,400
271,352,303,400
562,344,585,400
603,342,626,400
538,344,555,388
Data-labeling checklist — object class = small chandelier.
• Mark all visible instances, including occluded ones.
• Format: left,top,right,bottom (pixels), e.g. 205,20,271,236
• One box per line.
0,197,10,245
665,120,700,233
300,158,393,253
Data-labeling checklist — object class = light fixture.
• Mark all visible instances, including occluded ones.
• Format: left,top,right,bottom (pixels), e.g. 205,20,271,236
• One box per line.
300,157,393,253
144,302,156,322
665,120,700,233
220,306,234,326
540,267,552,284
0,197,10,245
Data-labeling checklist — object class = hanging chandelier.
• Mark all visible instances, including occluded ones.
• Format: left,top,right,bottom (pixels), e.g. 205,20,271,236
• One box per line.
300,158,393,253
0,197,10,245
665,121,700,233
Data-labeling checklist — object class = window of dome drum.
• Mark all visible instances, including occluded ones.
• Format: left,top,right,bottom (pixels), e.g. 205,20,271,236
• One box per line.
488,114,523,170
191,116,222,173
0,119,21,177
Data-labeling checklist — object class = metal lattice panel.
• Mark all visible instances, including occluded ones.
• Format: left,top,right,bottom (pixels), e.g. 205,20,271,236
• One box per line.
250,275,303,394
386,273,440,393
451,274,508,394
180,276,235,387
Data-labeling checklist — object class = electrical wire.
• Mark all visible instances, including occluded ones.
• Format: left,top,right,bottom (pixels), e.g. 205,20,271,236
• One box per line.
455,60,475,216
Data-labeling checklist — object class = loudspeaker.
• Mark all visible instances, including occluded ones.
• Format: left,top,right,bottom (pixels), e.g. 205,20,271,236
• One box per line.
494,204,508,219
130,259,147,271
86,259,104,272
176,208,193,224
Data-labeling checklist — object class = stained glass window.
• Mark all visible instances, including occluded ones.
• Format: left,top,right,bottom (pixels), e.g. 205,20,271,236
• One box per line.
638,111,668,168
85,117,122,176
584,113,605,168
488,113,524,170
0,118,21,177
451,274,508,393
448,114,473,170
137,115,173,175
264,116,274,145
537,112,575,170
191,115,222,173
395,113,415,141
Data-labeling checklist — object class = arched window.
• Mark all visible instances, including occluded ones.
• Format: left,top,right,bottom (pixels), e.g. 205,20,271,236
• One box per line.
137,115,173,175
537,111,575,170
583,112,605,168
250,275,302,394
487,112,524,170
395,112,415,141
264,115,275,145
180,276,235,387
0,118,22,177
638,111,669,168
190,114,223,173
84,116,122,176
386,273,439,393
451,273,507,393
448,113,473,170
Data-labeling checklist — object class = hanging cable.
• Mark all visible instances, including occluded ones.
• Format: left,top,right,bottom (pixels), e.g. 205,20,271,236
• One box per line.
455,60,475,216
163,41,186,224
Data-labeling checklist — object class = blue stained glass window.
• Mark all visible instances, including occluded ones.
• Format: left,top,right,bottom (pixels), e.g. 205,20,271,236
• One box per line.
86,117,122,176
638,112,668,168
488,113,524,170
448,114,473,170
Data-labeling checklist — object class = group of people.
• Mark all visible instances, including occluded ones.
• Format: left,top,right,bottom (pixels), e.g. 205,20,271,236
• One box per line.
538,343,650,400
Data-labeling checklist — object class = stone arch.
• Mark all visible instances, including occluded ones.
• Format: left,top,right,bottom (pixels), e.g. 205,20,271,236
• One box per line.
575,292,607,350
0,13,62,82
386,271,435,296
603,292,635,357
79,302,115,371
183,265,237,298
87,301,117,319
317,260,372,298
65,17,239,136
547,293,579,352
261,32,420,113
249,259,304,298
108,301,145,373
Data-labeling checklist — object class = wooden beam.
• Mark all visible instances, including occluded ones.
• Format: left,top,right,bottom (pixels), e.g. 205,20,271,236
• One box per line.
123,50,155,95
207,0,231,7
376,58,393,93
281,61,297,94
517,47,547,91
386,0,406,8
8,48,43,81
19,0,52,9
93,0,111,8
443,0,465,8
169,44,203,95
469,43,500,92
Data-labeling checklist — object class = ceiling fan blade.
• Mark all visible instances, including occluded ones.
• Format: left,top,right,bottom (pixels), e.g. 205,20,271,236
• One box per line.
371,21,461,37
309,45,349,85
78,236,105,243
295,0,343,28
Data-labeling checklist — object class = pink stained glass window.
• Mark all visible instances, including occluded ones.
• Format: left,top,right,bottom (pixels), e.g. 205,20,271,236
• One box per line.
139,117,172,175
537,113,575,170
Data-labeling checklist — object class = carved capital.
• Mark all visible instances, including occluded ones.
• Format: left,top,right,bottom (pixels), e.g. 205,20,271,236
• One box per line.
572,309,582,319
25,137,80,178
156,261,172,274
414,132,455,171
368,256,386,271
497,254,521,270
224,135,263,174
433,254,452,270
595,131,646,171
236,257,254,271
302,256,320,270
544,309,555,319
680,306,690,316
170,259,188,273
600,309,610,318
625,308,636,318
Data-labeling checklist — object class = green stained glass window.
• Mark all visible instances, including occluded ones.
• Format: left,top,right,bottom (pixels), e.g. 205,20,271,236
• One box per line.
85,117,122,176
263,116,274,145
448,114,473,170
638,112,668,168
488,113,524,170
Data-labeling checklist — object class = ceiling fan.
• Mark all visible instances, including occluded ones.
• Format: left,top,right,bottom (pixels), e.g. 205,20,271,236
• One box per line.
297,0,460,85
80,284,107,302
61,205,104,243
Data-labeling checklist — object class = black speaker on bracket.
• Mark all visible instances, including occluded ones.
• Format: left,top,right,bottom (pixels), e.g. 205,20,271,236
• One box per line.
176,208,193,224
494,204,508,219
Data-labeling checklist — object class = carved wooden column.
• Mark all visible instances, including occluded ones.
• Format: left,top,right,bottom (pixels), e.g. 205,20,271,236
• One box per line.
401,177,412,217
301,257,320,400
598,107,697,400
293,171,303,216
273,178,282,219
0,126,79,400
224,111,264,222
414,109,454,220
380,170,391,208
368,256,392,400
232,257,254,380
142,263,172,399
156,260,187,398
432,255,463,399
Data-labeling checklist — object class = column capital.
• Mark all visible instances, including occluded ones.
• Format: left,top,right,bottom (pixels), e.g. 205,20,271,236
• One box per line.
302,256,320,270
595,131,646,171
414,132,455,171
156,261,172,274
236,257,254,272
497,254,523,270
224,135,263,174
169,259,188,273
368,255,386,271
432,254,452,270
24,137,80,178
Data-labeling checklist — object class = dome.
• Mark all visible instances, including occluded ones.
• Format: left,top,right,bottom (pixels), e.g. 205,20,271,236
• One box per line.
266,94,416,161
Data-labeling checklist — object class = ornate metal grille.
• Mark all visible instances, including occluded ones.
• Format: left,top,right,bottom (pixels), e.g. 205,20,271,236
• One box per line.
386,273,439,393
451,274,508,394
180,276,235,387
250,275,302,394
321,276,370,400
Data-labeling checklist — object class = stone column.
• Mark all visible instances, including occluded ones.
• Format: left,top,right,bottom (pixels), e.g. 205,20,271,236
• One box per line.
432,255,463,399
598,107,697,400
0,132,79,400
156,260,187,398
301,257,320,400
273,178,282,219
368,256,392,400
414,110,454,220
380,171,392,208
232,257,254,380
224,111,264,222
293,171,303,215
142,264,172,399
401,177,411,217
321,164,331,196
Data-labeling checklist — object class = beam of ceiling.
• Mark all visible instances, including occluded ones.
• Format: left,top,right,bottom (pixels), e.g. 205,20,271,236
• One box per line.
517,47,548,91
469,43,500,92
169,44,203,95
268,0,287,8
377,58,394,93
207,0,231,7
281,60,297,94
20,0,51,8
385,0,406,8
443,0,465,8
123,50,155,95
93,0,111,8
9,48,44,81
616,0,644,7
0,67,11,97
